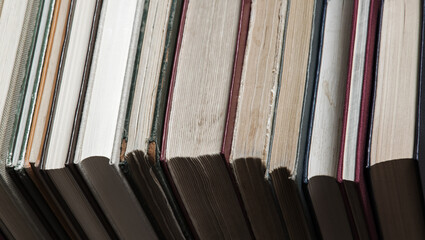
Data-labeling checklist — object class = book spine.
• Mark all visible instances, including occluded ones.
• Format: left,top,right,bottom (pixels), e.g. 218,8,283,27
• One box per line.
150,1,191,235
302,0,327,237
337,0,360,238
220,0,255,238
119,0,192,237
221,0,251,162
297,0,326,238
355,0,381,239
159,0,200,238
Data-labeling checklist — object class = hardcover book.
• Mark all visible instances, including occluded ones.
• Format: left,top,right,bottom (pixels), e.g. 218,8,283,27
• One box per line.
37,0,116,238
119,0,190,239
266,0,323,239
161,0,253,238
305,0,355,239
222,0,289,238
13,0,87,238
368,0,425,239
0,0,51,238
337,0,380,239
223,0,289,237
72,0,158,238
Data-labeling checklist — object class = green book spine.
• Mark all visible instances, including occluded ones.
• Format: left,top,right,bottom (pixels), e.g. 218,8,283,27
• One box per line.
6,0,45,167
120,0,192,238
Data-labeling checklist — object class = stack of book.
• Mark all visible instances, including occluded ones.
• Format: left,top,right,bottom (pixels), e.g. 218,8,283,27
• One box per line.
0,0,424,239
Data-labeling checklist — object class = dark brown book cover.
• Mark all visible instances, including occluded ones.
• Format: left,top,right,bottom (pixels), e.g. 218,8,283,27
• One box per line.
369,159,425,239
7,168,65,239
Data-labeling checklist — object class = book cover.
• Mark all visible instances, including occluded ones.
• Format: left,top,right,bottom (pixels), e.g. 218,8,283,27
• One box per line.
337,0,380,239
160,0,253,238
367,0,425,239
119,0,191,239
0,0,52,238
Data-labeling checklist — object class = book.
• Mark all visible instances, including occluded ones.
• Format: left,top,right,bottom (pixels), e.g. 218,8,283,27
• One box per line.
2,0,425,238
13,0,88,238
8,0,72,238
161,0,253,238
38,0,116,238
337,0,380,239
368,0,425,239
266,0,323,239
0,0,52,238
72,0,158,238
222,0,289,238
119,0,190,239
305,0,355,239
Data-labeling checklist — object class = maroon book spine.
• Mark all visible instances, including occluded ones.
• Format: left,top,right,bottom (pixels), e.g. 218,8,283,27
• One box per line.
338,0,381,239
337,0,359,238
220,0,254,237
159,0,194,237
356,1,381,239
221,0,251,163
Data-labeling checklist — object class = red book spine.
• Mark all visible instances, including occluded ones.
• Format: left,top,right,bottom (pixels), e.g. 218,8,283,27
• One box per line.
338,0,381,239
221,0,252,163
356,1,381,239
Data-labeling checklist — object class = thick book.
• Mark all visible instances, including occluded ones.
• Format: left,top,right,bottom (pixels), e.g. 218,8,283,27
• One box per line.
368,0,425,239
305,0,355,239
337,0,380,239
118,0,191,239
72,0,158,238
160,0,253,239
265,0,323,239
223,0,289,238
